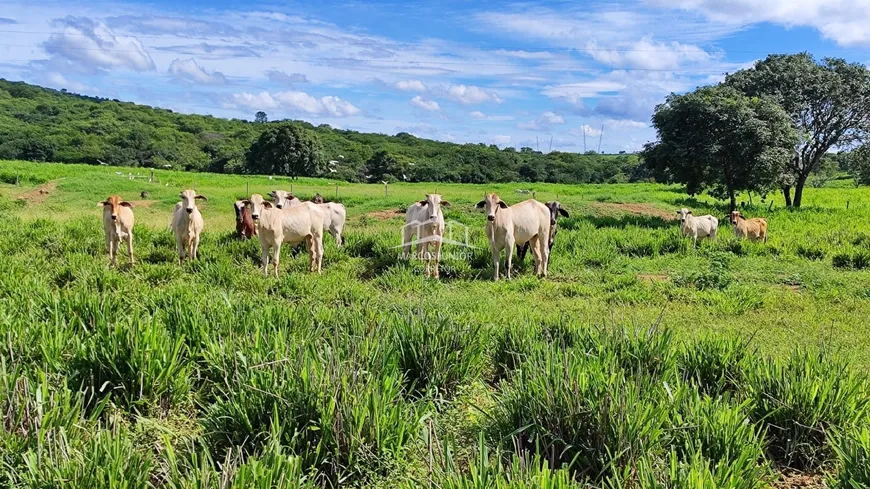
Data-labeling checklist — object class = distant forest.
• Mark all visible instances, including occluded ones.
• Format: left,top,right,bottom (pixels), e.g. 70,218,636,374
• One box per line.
0,79,645,184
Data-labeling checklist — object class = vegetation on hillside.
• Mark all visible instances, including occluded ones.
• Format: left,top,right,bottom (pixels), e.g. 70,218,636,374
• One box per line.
0,79,642,184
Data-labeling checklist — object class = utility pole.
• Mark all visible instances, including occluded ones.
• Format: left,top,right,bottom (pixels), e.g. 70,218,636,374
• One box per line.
597,124,604,154
583,128,587,153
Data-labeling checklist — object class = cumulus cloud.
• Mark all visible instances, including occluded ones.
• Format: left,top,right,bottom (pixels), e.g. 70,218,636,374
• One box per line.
542,80,626,105
572,124,603,138
41,72,91,93
266,70,309,85
442,84,503,105
395,79,427,92
229,90,360,117
43,16,155,72
409,95,441,111
518,111,566,131
586,38,714,70
652,0,870,46
169,58,227,84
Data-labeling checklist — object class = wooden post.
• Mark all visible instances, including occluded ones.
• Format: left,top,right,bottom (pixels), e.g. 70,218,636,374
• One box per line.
149,170,154,183
384,182,388,197
847,200,850,210
246,180,249,196
335,182,339,199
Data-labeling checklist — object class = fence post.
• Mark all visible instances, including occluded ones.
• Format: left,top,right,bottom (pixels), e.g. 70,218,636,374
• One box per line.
384,182,388,197
335,182,339,200
246,180,249,196
847,200,850,210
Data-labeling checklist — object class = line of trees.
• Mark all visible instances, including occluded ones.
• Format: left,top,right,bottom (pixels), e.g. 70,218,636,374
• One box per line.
644,53,870,208
0,79,642,185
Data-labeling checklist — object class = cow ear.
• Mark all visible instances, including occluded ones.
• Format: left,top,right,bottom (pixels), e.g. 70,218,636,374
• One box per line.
242,200,251,206
268,191,276,197
419,200,428,206
263,201,273,208
120,201,133,208
498,201,508,209
195,195,207,201
558,208,569,218
97,201,107,207
687,210,692,215
441,200,451,208
475,200,485,209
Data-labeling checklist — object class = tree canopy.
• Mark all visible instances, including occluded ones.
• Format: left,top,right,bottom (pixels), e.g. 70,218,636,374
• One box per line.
644,85,796,210
245,124,324,179
0,79,641,184
725,53,870,207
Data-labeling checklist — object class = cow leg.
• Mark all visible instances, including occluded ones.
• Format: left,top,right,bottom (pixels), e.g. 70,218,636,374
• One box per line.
422,241,432,277
107,235,116,266
536,235,549,277
433,235,442,279
402,226,414,259
505,237,515,280
176,235,185,265
126,232,135,265
192,235,200,260
528,236,541,276
272,242,281,278
260,241,271,276
315,235,324,274
307,236,316,272
491,246,501,281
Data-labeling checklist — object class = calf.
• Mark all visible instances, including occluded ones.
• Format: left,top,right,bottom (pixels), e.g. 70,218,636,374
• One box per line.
98,195,134,266
172,189,206,265
476,194,550,280
244,193,325,276
730,211,767,242
234,200,256,239
517,201,569,263
402,194,451,278
312,193,325,204
677,208,718,246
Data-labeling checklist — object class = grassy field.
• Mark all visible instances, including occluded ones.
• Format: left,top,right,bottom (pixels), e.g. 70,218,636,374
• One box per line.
2,159,870,487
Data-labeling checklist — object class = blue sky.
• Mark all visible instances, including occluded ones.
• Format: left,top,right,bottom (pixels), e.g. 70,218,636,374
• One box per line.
2,0,870,152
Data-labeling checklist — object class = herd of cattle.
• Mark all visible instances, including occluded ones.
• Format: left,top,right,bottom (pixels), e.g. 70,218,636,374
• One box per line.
97,191,769,280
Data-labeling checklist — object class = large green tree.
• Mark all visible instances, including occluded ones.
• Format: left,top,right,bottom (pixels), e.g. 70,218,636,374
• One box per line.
643,85,796,210
725,53,870,207
245,124,324,179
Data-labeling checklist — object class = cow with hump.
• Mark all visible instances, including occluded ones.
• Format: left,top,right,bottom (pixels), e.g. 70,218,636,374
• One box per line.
476,193,550,281
244,192,325,277
98,195,135,266
402,193,451,279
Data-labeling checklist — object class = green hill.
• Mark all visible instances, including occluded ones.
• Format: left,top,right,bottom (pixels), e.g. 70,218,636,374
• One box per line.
0,79,642,184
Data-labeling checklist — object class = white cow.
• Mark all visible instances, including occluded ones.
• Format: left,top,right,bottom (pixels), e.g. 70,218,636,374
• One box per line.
98,195,134,266
676,208,718,246
317,202,347,246
172,189,206,265
245,193,325,276
476,193,550,281
402,194,451,278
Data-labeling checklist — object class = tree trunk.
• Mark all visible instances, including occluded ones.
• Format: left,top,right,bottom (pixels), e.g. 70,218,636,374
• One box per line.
729,190,736,212
793,175,808,208
782,186,793,207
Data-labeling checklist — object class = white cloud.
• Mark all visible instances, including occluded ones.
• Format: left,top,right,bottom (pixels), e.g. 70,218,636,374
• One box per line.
493,135,512,145
518,111,566,131
442,84,503,104
41,72,91,93
395,79,427,92
653,0,870,46
469,111,514,121
229,90,360,117
586,38,714,70
409,95,441,111
266,70,308,84
542,80,627,103
168,58,226,84
572,124,603,137
43,17,155,72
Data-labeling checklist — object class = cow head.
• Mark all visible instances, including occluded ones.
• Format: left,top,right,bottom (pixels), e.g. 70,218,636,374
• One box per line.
476,193,507,222
676,208,692,224
545,201,569,226
244,193,272,221
98,195,133,221
179,189,206,214
270,190,296,209
729,210,741,225
312,193,324,204
417,193,450,221
233,200,246,221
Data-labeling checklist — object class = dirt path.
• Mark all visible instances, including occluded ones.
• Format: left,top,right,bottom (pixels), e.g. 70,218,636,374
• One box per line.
591,202,675,220
17,181,57,204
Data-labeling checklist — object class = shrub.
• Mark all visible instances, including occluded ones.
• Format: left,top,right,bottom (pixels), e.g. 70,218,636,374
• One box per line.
678,336,752,396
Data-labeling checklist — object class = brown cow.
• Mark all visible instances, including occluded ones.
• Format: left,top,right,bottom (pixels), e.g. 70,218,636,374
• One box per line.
730,211,767,242
234,200,256,239
97,195,135,266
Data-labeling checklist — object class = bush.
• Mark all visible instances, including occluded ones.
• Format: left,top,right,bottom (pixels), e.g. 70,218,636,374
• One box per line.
678,336,752,396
